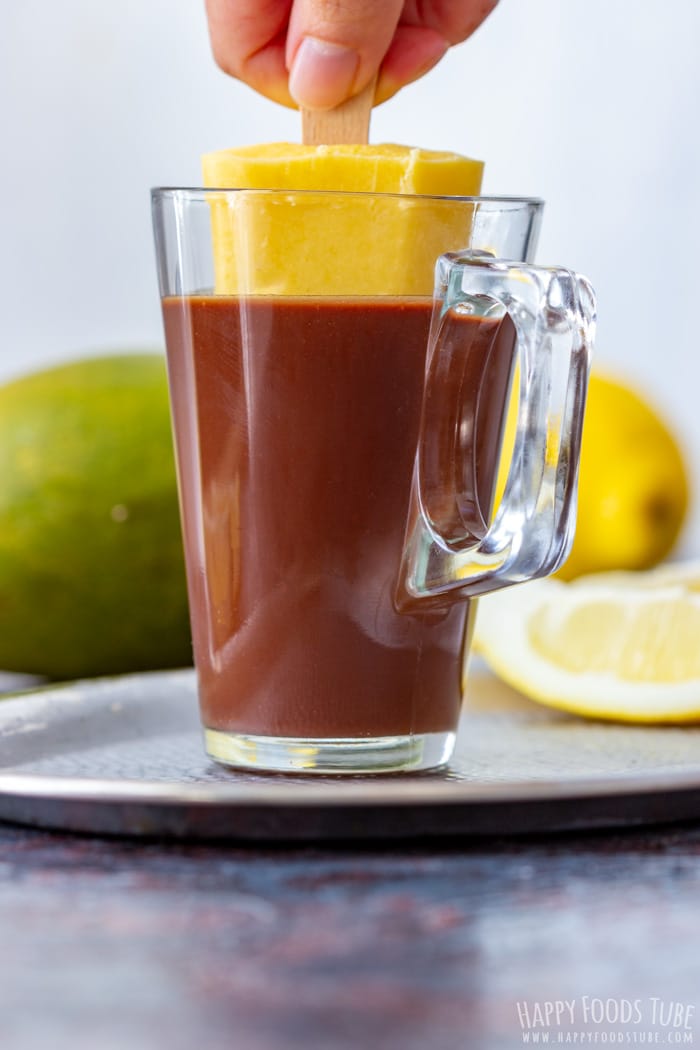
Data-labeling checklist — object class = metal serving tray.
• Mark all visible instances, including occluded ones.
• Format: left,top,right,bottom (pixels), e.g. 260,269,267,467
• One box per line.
1,668,699,841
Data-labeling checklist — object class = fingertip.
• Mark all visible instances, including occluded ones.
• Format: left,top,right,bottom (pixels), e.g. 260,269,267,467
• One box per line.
288,36,360,110
241,41,298,109
285,0,403,108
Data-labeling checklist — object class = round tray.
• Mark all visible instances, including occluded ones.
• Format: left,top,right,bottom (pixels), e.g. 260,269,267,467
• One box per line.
1,668,700,840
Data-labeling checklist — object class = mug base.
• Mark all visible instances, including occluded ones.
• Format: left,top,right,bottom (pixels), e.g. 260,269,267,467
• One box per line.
204,728,456,775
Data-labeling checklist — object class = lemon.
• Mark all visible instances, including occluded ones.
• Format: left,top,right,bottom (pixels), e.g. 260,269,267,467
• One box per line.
0,354,191,679
495,373,690,580
559,373,690,579
472,570,700,722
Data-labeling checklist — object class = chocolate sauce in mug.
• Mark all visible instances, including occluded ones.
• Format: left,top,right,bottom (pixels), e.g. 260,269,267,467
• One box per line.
163,296,514,739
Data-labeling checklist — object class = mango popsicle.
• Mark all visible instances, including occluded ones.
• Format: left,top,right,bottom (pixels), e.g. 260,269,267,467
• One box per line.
202,143,484,296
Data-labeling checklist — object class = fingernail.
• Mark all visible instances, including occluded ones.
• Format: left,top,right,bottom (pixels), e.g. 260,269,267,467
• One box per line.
289,36,360,110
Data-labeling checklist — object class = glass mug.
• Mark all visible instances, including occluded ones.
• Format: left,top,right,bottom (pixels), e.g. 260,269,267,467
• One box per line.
151,189,595,774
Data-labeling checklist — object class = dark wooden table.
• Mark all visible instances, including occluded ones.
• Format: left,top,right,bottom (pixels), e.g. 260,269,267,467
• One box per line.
1,821,699,1050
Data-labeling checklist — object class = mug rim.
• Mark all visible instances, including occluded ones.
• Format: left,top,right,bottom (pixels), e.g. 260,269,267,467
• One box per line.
151,186,544,207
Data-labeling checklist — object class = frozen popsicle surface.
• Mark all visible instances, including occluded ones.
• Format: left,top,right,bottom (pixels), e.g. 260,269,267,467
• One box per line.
202,143,484,296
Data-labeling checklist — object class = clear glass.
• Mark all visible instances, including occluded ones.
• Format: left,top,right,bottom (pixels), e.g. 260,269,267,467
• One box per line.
151,189,594,774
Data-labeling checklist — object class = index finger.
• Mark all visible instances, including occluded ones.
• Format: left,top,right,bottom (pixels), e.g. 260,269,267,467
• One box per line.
205,0,296,107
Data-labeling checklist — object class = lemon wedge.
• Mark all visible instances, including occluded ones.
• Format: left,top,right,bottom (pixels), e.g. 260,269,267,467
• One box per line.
472,571,700,722
571,560,700,593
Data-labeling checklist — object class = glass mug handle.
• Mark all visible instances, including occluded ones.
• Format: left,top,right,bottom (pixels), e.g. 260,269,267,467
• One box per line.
398,251,596,605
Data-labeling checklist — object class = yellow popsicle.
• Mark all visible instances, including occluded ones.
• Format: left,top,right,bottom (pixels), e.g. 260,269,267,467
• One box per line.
202,143,484,296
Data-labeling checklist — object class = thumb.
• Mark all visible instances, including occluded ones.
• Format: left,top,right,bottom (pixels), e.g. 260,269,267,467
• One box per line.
286,0,404,110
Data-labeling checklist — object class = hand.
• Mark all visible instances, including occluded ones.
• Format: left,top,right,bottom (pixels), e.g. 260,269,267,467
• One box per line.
204,0,499,110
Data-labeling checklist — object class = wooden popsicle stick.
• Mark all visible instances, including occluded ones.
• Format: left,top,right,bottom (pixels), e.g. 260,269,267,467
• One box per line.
301,75,377,145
